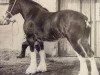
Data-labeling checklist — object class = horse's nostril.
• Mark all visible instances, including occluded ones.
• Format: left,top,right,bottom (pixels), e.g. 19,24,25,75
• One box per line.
3,20,10,25
0,19,10,25
0,17,8,25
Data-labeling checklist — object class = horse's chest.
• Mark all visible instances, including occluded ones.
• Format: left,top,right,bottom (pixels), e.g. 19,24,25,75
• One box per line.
23,22,34,35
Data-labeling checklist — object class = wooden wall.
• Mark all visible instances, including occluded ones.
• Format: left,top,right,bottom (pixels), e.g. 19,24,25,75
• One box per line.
96,0,100,57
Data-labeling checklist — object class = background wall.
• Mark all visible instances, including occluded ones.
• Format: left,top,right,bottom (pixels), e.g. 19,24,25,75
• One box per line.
96,0,100,57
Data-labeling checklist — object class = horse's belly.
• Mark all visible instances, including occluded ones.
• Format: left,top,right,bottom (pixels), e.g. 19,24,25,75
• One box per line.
43,31,62,41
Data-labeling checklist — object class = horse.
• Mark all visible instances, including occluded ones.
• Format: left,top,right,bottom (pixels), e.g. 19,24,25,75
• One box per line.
2,0,99,75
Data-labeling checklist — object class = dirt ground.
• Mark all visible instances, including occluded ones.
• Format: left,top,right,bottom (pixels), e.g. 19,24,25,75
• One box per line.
0,49,100,75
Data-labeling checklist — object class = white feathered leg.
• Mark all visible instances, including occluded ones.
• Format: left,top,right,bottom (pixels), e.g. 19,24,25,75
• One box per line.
75,51,88,75
78,55,88,75
89,57,99,75
26,51,37,74
37,50,47,72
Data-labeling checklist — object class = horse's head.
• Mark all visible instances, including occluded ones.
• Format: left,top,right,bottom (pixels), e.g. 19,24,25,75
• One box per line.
0,0,20,25
7,0,21,18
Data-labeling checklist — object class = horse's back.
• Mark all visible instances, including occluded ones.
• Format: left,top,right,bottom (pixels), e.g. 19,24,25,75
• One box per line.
44,10,88,40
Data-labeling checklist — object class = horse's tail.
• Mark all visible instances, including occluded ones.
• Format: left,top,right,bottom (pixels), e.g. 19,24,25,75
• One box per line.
81,14,91,38
84,20,91,38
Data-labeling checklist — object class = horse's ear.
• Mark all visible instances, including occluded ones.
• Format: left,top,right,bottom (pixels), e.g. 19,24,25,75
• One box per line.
9,0,15,4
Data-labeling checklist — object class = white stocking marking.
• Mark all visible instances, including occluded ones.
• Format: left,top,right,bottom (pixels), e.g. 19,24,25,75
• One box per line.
78,55,88,75
75,51,88,75
26,51,37,74
37,50,47,72
89,57,99,75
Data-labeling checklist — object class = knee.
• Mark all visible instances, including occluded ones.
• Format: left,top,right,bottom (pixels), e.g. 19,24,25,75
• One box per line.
35,45,40,52
34,41,44,52
79,52,86,57
87,50,94,57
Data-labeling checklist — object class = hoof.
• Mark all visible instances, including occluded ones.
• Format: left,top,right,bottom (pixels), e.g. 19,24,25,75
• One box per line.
37,63,47,72
26,65,37,74
91,71,99,75
17,54,25,58
78,71,88,75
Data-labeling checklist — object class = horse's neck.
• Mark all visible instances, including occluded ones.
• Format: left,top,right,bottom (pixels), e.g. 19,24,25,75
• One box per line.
21,8,40,20
19,1,44,20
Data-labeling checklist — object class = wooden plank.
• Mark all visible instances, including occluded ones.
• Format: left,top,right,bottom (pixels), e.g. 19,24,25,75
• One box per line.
90,0,96,55
96,22,100,57
95,0,100,57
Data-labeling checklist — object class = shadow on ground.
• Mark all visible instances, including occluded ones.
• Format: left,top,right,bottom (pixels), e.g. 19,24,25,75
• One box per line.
0,49,100,75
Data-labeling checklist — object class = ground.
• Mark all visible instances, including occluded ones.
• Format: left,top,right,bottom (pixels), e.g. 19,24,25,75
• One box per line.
0,49,100,75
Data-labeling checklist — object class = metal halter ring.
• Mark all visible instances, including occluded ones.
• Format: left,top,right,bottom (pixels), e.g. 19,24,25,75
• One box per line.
6,11,13,17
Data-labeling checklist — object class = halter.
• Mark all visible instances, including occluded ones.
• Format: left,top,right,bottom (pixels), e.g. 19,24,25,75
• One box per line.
2,0,17,25
6,0,17,18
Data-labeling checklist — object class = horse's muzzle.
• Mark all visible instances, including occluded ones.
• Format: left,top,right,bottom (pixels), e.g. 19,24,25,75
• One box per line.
0,17,11,25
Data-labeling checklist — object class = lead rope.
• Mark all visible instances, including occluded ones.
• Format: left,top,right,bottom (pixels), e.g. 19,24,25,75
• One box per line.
11,20,19,50
8,0,18,49
9,0,17,13
9,0,18,49
11,21,15,50
11,22,14,49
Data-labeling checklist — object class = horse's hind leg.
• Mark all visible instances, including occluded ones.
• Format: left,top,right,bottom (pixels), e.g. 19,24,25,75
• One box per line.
36,41,47,72
68,38,88,75
81,38,99,75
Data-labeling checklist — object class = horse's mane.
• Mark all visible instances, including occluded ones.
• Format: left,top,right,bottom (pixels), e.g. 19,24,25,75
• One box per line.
24,0,49,12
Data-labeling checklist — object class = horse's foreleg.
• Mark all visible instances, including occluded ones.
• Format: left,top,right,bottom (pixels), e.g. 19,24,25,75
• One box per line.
26,37,37,74
37,50,47,72
26,51,37,74
37,42,47,72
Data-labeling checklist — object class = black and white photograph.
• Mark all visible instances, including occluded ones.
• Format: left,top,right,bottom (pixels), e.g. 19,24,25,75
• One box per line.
0,0,100,75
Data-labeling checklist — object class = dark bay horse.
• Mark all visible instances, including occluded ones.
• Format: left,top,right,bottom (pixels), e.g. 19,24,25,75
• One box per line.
2,0,99,75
